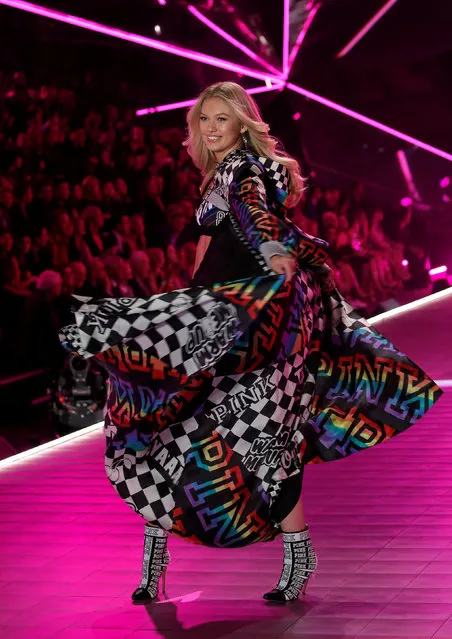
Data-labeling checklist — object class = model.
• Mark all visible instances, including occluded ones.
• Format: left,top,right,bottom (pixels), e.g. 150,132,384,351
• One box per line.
60,81,442,603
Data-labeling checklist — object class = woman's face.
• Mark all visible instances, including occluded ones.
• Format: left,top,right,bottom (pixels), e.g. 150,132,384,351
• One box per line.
199,97,242,163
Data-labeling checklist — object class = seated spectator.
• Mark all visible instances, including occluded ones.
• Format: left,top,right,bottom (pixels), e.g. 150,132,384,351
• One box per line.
33,226,53,272
104,255,134,297
147,247,166,294
0,230,30,297
368,209,408,282
50,212,74,269
179,242,197,286
131,214,147,251
85,257,113,297
130,250,152,297
20,270,64,369
70,261,88,295
0,179,28,236
16,234,39,280
166,205,196,248
111,214,137,258
165,245,182,291
83,205,106,257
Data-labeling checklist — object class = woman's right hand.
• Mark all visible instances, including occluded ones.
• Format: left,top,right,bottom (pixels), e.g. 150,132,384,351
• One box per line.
270,255,296,279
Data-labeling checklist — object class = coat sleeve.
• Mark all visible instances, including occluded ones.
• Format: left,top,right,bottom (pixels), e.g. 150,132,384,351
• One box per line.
228,164,329,269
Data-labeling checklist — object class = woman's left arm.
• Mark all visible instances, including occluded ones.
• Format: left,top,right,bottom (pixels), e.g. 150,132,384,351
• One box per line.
228,168,297,268
229,166,329,272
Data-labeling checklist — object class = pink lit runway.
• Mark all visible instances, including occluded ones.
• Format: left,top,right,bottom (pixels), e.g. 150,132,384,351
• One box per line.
1,292,451,639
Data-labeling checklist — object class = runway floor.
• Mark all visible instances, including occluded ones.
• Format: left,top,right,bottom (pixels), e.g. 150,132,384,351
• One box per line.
1,291,451,639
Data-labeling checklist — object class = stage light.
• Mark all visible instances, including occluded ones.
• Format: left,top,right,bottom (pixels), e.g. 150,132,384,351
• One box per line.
402,259,409,267
157,0,166,5
396,149,420,201
287,3,320,77
154,24,161,35
0,0,279,83
0,421,103,470
282,0,290,77
369,286,452,324
429,265,447,276
293,112,301,121
440,176,450,188
136,82,283,116
187,5,282,77
287,82,452,163
336,0,399,59
401,197,413,207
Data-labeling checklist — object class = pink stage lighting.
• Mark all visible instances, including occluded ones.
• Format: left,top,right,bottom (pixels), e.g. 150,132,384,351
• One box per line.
287,82,452,163
402,259,409,267
429,265,447,276
440,176,450,189
396,150,420,201
293,112,301,121
286,3,320,77
401,197,413,207
136,82,284,117
0,0,278,83
282,0,290,78
337,0,400,59
187,5,282,77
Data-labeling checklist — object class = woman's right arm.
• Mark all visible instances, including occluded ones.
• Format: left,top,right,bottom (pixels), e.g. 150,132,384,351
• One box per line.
192,234,211,277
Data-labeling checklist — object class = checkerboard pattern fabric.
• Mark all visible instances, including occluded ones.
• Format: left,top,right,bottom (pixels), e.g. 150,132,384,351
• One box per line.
61,149,442,549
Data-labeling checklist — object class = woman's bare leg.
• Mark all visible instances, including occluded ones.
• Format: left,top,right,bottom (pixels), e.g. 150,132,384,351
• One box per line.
281,497,306,532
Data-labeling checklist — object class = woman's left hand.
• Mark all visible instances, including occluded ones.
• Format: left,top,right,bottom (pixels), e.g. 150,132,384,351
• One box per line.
317,265,336,293
270,255,297,279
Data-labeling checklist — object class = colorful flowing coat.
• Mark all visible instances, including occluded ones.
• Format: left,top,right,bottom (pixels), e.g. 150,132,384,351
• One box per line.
60,149,442,548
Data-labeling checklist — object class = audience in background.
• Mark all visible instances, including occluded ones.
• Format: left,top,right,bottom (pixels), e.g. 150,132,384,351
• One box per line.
0,70,430,372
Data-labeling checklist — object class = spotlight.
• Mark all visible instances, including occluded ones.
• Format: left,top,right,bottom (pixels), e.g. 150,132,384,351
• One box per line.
293,112,301,121
429,265,447,277
265,78,272,88
157,0,166,4
401,197,413,207
440,176,450,188
402,259,409,267
154,24,162,35
429,265,450,293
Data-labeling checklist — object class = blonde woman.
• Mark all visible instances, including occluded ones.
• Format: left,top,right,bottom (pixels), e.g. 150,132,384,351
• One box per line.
61,82,442,603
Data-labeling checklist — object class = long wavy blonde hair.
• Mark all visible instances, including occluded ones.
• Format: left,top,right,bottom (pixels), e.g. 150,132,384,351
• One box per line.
183,81,304,205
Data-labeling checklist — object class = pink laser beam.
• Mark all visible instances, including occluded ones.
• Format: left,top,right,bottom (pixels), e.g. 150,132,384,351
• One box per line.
336,0,399,59
282,0,290,78
429,265,447,276
396,150,421,201
286,3,320,77
187,5,282,77
287,82,452,163
136,82,283,116
0,0,279,83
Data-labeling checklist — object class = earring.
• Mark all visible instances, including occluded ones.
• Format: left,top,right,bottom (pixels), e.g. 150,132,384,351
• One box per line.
241,130,249,150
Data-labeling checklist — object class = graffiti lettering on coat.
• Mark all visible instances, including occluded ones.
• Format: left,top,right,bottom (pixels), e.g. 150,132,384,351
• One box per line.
184,303,238,369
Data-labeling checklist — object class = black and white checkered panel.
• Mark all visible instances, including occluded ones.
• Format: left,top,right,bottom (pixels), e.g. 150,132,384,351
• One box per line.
66,289,243,377
256,157,290,192
59,323,83,352
328,294,362,338
157,417,199,459
105,447,175,530
130,293,239,377
205,364,302,490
